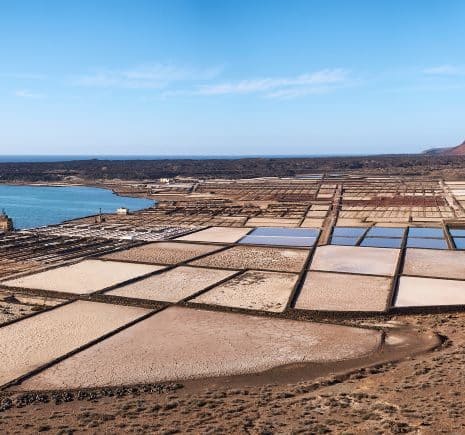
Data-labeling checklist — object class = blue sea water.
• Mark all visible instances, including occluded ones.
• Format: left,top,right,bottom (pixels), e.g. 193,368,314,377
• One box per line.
0,185,153,229
0,154,348,163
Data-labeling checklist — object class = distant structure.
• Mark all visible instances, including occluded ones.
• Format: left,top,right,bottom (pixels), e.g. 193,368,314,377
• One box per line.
0,210,14,232
116,207,129,215
94,208,106,223
159,178,170,184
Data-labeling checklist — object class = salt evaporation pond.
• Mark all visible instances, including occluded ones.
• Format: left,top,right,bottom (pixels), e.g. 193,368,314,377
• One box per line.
0,184,154,229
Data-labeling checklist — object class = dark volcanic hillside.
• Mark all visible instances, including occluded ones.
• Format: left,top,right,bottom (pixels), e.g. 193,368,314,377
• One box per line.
424,139,465,156
447,140,465,156
1,154,465,182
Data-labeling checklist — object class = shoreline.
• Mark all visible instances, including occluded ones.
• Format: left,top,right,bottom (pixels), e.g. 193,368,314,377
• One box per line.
0,182,155,231
0,180,154,202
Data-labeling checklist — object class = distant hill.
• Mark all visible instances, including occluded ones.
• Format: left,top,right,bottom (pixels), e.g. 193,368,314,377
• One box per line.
423,147,453,155
447,140,465,155
423,139,465,156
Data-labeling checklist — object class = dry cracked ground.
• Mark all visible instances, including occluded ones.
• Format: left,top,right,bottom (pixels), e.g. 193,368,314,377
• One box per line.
0,311,464,434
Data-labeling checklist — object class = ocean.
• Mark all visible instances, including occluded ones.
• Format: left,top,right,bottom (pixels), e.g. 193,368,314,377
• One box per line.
0,185,153,230
0,154,345,163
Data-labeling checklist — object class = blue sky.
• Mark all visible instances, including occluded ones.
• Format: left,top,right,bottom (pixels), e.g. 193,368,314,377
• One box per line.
1,0,464,155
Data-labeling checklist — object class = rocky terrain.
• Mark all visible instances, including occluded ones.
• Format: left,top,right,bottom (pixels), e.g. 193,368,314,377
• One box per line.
424,139,465,156
445,140,465,156
0,311,463,434
3,154,465,182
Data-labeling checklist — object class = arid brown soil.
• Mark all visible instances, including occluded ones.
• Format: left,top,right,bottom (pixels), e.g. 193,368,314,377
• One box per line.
0,312,463,434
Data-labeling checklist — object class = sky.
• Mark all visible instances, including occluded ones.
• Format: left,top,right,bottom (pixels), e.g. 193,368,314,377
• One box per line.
0,0,464,156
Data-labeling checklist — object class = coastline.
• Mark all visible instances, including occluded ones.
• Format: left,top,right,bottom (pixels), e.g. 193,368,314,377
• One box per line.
0,182,155,230
0,180,154,202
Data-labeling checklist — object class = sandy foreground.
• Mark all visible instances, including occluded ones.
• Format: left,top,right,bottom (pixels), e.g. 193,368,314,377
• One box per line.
0,301,150,386
18,306,381,391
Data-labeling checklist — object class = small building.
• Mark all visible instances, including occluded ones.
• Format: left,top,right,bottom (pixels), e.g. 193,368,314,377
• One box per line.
94,208,106,223
116,207,129,215
0,210,14,232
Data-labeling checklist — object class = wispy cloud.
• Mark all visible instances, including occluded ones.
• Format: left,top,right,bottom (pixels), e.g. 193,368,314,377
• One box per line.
14,89,46,99
195,69,349,98
265,86,334,99
73,63,222,89
423,65,465,76
71,64,349,99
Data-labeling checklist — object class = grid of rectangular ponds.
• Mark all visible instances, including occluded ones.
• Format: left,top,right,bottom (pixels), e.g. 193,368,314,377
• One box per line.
239,227,320,247
330,226,451,249
238,226,465,250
